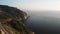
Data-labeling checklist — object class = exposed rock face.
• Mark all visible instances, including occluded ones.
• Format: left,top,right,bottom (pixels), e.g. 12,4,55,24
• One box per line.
0,29,5,34
29,32,35,34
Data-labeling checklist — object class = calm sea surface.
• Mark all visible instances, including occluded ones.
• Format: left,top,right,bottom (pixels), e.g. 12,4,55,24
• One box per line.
25,11,60,34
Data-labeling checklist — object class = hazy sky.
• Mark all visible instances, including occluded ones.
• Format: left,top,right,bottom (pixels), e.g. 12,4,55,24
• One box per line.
0,0,60,11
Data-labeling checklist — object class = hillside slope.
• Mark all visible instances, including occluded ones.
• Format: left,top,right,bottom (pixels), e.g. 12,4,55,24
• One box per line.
0,5,34,34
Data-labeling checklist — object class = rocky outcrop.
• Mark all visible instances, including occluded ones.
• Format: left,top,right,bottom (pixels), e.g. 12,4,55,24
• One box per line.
29,32,35,34
0,29,5,34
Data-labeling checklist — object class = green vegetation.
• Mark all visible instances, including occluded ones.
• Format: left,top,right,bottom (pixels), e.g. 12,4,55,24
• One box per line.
0,5,31,34
6,19,30,34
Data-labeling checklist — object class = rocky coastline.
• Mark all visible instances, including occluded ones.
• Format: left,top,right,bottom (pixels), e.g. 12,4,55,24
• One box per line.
0,5,34,34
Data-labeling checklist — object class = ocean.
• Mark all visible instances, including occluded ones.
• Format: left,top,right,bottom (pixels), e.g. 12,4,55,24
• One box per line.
25,11,60,34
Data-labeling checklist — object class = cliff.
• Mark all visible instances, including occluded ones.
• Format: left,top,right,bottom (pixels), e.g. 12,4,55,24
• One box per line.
0,5,34,34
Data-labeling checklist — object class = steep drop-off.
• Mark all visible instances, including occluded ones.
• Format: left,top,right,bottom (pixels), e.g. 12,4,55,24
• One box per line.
0,5,34,34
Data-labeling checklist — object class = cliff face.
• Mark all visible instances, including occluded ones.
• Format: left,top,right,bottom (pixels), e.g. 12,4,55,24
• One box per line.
0,5,28,20
0,5,34,34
